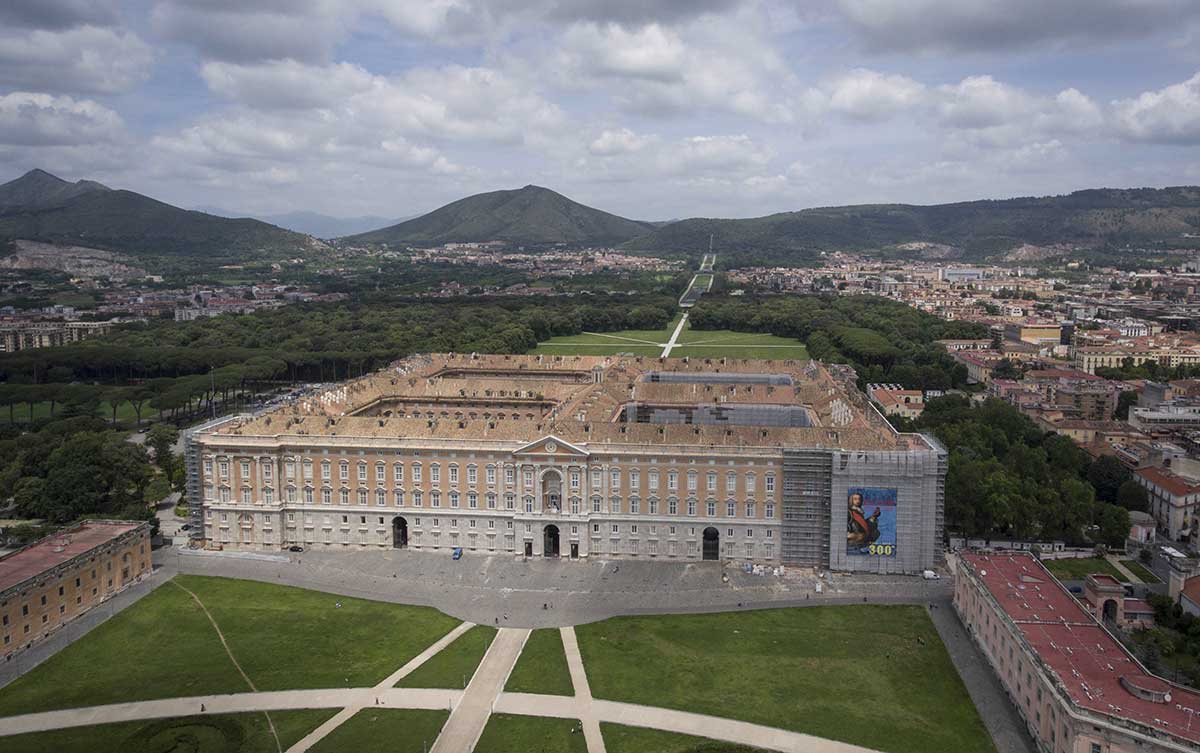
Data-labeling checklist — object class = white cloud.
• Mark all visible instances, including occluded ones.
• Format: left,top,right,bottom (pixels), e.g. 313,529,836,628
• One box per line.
1113,72,1200,144
151,1,353,63
0,92,125,147
588,128,656,156
823,69,926,121
201,61,375,110
0,26,152,94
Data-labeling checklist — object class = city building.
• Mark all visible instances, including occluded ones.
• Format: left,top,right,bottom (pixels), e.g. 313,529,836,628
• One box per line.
955,552,1200,753
1,520,152,659
866,384,925,420
0,320,113,352
1135,464,1200,545
185,354,948,574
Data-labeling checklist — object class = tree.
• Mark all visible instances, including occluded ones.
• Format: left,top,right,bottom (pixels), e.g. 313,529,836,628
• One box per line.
991,358,1022,381
1088,455,1130,504
1096,504,1131,547
145,423,180,472
1117,479,1149,512
1115,390,1138,420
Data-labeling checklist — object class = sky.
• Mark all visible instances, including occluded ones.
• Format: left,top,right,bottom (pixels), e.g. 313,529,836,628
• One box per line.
2,1,1200,222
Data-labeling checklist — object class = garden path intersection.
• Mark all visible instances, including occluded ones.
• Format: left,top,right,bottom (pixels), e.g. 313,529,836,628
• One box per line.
0,550,1036,753
0,621,882,753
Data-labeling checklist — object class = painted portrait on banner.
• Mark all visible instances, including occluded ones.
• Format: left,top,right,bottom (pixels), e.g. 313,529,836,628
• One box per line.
846,487,897,557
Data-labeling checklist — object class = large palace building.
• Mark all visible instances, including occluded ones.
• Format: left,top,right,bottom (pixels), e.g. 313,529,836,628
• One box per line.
185,354,947,573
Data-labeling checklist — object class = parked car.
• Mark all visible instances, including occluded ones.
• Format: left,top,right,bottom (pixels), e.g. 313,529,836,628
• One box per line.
452,547,463,560
289,545,304,553
179,524,191,531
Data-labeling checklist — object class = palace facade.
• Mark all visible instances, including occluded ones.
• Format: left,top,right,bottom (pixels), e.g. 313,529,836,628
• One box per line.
185,354,947,574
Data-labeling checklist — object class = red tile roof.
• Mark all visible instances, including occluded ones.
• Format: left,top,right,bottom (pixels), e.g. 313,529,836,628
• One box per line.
0,521,141,592
961,552,1200,746
1135,466,1200,497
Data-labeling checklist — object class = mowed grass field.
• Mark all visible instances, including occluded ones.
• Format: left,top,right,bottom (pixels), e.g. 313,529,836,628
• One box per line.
0,709,337,753
576,605,994,753
309,709,449,753
0,576,461,716
475,714,587,753
531,315,807,361
505,628,575,696
395,625,496,689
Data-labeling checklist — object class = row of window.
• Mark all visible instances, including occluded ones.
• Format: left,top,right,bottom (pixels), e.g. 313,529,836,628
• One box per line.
207,487,776,518
207,458,777,494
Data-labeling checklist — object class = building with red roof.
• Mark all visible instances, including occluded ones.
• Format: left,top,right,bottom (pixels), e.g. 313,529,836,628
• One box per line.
1135,466,1200,544
1,520,151,658
956,551,1200,753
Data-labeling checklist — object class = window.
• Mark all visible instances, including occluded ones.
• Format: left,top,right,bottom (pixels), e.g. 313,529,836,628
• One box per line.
746,502,756,518
241,487,251,504
449,465,459,484
357,462,367,482
487,493,496,509
592,496,602,513
765,474,775,494
219,459,229,476
745,472,755,493
241,460,251,477
591,469,601,488
394,463,404,483
630,469,640,488
727,501,736,517
450,491,460,508
467,465,477,484
321,461,331,480
610,469,620,489
667,471,678,490
486,466,495,484
687,471,697,491
322,488,332,505
262,462,272,481
468,492,478,509
610,497,621,514
412,463,423,483
376,464,385,483
524,468,534,487
765,503,774,519
431,491,441,507
687,500,696,516
524,496,534,513
706,472,717,491
707,501,717,517
630,497,640,514
571,497,581,514
726,473,736,492
506,466,515,485
376,489,386,506
668,498,678,515
338,488,348,505
570,470,581,489
648,498,658,515
339,461,349,481
263,488,274,505
430,464,441,483
413,490,423,507
648,470,659,490
394,490,405,506
357,488,368,505
505,493,515,510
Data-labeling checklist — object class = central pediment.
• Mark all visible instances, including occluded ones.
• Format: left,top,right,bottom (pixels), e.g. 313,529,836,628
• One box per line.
512,435,589,458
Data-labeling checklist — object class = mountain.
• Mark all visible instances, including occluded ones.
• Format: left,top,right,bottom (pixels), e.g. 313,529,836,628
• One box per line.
346,185,654,246
0,169,111,211
0,169,318,261
623,187,1200,260
196,207,412,238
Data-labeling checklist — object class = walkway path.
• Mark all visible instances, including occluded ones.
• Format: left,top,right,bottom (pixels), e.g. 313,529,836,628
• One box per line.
286,620,475,753
560,626,605,753
660,312,689,357
429,627,530,753
1106,556,1142,584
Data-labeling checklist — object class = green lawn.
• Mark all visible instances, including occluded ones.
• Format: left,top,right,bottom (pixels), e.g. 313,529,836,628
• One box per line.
0,400,159,426
531,316,808,362
576,606,994,753
505,628,575,696
1041,557,1128,582
0,709,336,753
395,625,496,689
309,709,449,753
475,714,587,753
0,576,461,716
602,723,765,753
1119,559,1160,583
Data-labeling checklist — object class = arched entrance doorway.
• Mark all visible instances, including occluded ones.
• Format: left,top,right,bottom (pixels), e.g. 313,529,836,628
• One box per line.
392,517,408,549
1102,598,1119,624
543,525,560,557
702,527,720,560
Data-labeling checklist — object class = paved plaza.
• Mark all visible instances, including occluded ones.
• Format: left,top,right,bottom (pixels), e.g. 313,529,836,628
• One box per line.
0,548,1036,753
